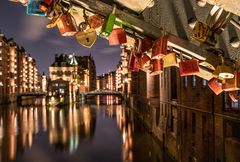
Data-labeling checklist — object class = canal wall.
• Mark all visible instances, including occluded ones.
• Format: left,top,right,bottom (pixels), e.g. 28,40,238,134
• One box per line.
126,67,240,162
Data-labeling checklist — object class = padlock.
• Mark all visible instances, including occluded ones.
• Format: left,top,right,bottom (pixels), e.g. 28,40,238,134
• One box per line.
213,65,234,79
128,52,139,72
208,78,223,95
141,37,153,53
76,28,97,48
39,2,49,13
42,0,52,6
192,21,210,42
228,91,239,102
27,0,47,16
151,36,168,60
11,0,28,5
179,59,200,76
17,0,28,5
150,59,163,76
100,5,117,38
222,70,240,91
163,52,177,68
137,54,151,72
108,28,127,46
57,13,77,36
199,48,222,70
88,14,104,29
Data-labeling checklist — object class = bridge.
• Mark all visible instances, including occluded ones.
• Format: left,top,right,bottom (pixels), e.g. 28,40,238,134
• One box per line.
83,90,124,98
17,92,46,97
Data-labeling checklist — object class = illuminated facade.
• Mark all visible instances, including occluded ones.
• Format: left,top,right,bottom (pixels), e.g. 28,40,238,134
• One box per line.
97,71,116,91
0,32,42,104
49,54,96,99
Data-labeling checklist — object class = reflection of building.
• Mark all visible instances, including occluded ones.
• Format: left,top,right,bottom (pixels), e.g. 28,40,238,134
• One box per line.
97,71,116,90
41,72,47,93
49,54,96,99
125,64,240,162
0,102,97,161
0,32,42,104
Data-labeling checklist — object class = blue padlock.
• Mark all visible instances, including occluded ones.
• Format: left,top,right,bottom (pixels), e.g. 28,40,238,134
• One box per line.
27,0,47,16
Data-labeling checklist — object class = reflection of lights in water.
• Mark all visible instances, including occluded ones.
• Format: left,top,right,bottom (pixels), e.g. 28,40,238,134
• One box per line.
96,95,100,105
34,108,39,134
28,108,33,148
83,108,90,133
22,109,28,146
14,114,18,135
10,112,15,160
42,107,47,131
0,118,3,139
59,109,64,128
51,109,56,129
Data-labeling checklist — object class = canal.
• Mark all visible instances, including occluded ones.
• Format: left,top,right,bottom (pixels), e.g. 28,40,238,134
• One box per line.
0,97,174,162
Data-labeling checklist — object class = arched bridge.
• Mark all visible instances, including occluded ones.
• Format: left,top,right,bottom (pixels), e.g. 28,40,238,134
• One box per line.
83,90,124,98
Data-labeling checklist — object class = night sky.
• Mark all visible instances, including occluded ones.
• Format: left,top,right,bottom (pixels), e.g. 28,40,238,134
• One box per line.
0,1,121,75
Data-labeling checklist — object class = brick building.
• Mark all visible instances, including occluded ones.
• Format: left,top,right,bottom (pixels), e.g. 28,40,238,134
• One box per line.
49,54,96,99
0,32,41,104
97,71,116,91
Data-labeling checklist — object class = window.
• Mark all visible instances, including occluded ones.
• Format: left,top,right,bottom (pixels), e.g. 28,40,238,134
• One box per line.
184,76,188,88
202,79,207,87
192,75,196,87
0,82,2,86
224,92,240,112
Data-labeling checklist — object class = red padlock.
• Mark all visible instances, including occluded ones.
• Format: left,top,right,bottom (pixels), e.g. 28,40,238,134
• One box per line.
229,91,239,102
140,37,153,53
57,14,77,36
151,36,168,60
137,54,151,71
150,59,163,76
42,0,52,6
129,53,139,72
108,28,127,46
208,78,223,95
88,14,104,29
179,59,200,76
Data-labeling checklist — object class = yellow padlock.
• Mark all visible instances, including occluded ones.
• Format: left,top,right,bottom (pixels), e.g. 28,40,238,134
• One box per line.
75,28,97,48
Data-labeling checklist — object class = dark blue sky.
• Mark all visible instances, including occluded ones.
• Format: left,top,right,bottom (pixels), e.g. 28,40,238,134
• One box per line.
0,1,121,75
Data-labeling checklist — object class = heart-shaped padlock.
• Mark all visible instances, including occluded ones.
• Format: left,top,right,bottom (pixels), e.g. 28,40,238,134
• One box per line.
75,28,97,48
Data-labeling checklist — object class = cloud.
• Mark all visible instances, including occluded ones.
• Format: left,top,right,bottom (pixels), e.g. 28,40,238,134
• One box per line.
92,47,121,55
46,38,71,47
20,15,48,41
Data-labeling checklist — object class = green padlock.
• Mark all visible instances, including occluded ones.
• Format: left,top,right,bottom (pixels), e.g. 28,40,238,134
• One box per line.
100,4,117,38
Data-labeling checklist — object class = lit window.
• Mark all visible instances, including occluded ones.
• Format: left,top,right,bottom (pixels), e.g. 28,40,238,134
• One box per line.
0,82,3,86
0,72,2,75
0,57,1,60
192,75,196,87
202,79,207,86
184,76,188,88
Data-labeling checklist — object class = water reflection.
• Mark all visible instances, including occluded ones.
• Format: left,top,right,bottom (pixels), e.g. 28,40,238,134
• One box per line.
0,97,172,162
